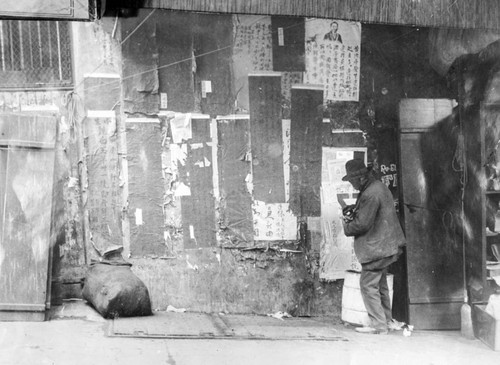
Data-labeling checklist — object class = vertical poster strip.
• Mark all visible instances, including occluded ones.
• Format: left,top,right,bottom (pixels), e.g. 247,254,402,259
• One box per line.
248,73,286,203
282,119,291,202
85,111,122,254
289,84,324,217
319,147,365,281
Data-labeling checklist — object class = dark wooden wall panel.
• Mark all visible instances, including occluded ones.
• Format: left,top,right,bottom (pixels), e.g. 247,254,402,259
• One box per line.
157,10,195,113
248,73,285,203
121,9,160,115
322,128,365,148
289,85,323,217
217,117,253,245
271,17,305,72
400,129,463,329
127,120,165,256
138,0,500,31
180,117,217,248
194,13,234,117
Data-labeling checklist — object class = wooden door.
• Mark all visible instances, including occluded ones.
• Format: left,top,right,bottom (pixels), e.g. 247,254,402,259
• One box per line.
400,132,464,329
0,113,56,321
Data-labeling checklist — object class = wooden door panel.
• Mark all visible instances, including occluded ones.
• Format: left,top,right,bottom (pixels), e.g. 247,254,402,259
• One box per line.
400,132,464,329
0,113,56,320
0,148,54,306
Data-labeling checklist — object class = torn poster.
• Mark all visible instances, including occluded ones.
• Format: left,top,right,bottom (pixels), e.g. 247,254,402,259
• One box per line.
320,148,365,280
233,16,273,112
304,19,361,101
252,201,297,241
126,118,165,256
170,143,188,166
170,113,192,143
85,111,121,253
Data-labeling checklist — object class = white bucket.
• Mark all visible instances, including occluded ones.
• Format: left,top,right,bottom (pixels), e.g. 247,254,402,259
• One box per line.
341,270,394,326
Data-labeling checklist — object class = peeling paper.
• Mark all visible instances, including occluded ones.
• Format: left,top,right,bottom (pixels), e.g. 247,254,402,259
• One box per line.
170,144,188,166
174,182,191,196
193,157,212,168
245,173,254,195
190,143,204,149
135,208,143,225
185,254,199,271
210,119,220,200
170,113,192,143
67,176,79,188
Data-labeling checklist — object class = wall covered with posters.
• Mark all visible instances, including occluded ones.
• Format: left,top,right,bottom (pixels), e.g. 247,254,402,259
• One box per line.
44,8,458,316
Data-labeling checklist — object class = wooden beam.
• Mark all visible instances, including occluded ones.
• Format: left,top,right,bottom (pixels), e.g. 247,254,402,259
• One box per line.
131,0,500,31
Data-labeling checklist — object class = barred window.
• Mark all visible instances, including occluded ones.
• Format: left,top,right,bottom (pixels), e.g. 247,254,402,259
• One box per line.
0,20,73,89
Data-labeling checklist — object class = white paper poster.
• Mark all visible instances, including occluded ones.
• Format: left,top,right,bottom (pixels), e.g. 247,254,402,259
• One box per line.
320,147,366,281
252,201,297,241
305,19,361,101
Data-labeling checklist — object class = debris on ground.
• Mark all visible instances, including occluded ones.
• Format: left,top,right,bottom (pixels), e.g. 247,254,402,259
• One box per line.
166,305,187,313
267,311,292,320
403,324,414,337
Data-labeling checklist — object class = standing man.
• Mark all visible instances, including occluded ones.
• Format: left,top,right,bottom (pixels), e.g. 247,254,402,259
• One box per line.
338,159,406,334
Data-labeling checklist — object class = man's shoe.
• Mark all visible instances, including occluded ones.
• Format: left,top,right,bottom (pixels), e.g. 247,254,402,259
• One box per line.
354,326,388,335
387,319,404,331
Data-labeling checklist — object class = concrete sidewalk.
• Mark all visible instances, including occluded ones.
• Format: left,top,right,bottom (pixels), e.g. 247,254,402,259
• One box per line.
0,300,498,365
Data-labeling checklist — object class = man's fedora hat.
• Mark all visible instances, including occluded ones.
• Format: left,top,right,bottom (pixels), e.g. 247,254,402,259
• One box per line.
342,159,368,181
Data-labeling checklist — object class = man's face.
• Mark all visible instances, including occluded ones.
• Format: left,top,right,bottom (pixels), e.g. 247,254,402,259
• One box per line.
330,22,338,32
347,176,363,191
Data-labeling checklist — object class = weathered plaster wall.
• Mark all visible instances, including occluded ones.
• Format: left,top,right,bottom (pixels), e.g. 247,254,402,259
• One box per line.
129,249,343,316
52,20,124,300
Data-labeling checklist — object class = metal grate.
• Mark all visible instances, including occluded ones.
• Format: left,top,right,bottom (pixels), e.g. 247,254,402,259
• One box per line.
0,20,73,89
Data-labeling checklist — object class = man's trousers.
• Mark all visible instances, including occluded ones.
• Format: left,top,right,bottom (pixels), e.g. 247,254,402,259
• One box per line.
359,267,392,330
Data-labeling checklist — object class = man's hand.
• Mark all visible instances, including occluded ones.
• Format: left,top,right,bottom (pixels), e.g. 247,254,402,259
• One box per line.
337,194,347,209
